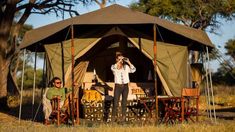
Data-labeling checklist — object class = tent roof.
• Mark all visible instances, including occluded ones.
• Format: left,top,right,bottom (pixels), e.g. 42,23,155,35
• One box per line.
20,4,214,51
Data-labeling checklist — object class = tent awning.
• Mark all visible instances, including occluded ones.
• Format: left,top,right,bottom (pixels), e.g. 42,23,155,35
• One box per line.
20,4,214,51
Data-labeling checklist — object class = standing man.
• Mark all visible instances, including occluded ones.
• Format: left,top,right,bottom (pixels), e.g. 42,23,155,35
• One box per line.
111,53,136,122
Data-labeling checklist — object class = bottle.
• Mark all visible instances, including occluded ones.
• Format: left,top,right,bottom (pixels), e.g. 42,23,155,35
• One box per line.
92,69,98,84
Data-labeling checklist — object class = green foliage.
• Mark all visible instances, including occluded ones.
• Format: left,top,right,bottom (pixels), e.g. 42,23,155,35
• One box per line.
130,0,235,31
18,24,33,43
225,38,235,61
212,38,235,85
212,65,235,85
130,0,235,85
17,67,43,89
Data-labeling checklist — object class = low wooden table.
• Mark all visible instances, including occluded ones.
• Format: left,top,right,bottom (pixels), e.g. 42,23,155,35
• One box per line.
128,96,182,124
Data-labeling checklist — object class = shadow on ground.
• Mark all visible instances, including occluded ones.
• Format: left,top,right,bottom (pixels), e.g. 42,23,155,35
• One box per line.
0,102,44,123
204,107,235,120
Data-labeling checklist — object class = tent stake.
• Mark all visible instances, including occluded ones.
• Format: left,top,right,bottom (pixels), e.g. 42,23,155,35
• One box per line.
153,24,158,124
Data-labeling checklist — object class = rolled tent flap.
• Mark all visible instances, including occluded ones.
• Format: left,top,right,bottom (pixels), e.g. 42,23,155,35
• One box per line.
62,61,89,108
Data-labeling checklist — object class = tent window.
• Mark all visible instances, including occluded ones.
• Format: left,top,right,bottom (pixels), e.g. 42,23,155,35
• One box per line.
127,42,135,48
107,42,119,49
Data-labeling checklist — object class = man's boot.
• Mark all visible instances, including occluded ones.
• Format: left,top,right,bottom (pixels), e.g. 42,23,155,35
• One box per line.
121,116,126,122
111,116,117,123
44,119,50,125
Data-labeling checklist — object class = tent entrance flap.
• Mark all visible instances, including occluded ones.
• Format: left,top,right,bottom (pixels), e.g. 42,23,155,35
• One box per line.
127,36,188,97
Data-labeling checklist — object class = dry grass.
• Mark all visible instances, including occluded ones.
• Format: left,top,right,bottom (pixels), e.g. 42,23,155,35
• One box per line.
21,88,42,104
199,85,235,110
1,86,235,132
7,88,42,108
213,85,235,95
0,118,235,132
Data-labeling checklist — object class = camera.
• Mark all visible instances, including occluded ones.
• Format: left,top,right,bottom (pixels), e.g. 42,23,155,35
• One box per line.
122,57,128,61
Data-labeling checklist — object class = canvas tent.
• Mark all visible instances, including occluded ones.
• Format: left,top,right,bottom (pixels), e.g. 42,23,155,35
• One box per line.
20,4,214,97
43,27,189,97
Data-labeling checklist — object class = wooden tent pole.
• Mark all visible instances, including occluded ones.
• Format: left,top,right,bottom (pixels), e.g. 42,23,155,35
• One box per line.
61,42,65,87
153,24,158,124
71,25,79,125
71,25,75,125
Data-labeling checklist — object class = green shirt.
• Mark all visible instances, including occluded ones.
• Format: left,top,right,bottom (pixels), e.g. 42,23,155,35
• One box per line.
46,87,66,101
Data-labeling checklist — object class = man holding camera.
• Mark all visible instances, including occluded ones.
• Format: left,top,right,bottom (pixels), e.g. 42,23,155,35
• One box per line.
111,53,136,122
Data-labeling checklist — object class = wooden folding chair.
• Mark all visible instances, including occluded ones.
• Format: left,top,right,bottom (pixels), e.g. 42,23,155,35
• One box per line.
135,89,155,119
181,88,200,122
50,97,68,125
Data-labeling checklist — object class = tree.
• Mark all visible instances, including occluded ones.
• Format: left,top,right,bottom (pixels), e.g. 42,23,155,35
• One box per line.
130,0,235,84
225,38,235,61
0,0,113,103
211,38,235,85
212,66,235,85
17,67,43,89
130,0,235,63
92,0,116,8
10,24,33,91
130,0,235,32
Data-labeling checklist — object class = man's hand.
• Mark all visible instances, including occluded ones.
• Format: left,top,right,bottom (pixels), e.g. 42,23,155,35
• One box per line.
73,83,79,87
66,93,72,98
124,58,133,66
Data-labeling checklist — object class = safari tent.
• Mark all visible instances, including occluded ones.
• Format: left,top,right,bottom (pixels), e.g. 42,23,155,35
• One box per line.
20,4,214,99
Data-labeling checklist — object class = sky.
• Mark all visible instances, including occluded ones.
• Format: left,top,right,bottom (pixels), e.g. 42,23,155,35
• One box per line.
25,0,235,72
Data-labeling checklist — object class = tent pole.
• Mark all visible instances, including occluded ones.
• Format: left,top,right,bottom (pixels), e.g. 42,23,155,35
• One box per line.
153,24,158,124
32,49,37,120
70,25,75,125
206,47,217,123
19,49,26,123
33,53,46,121
61,42,65,87
205,51,212,121
202,53,209,119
